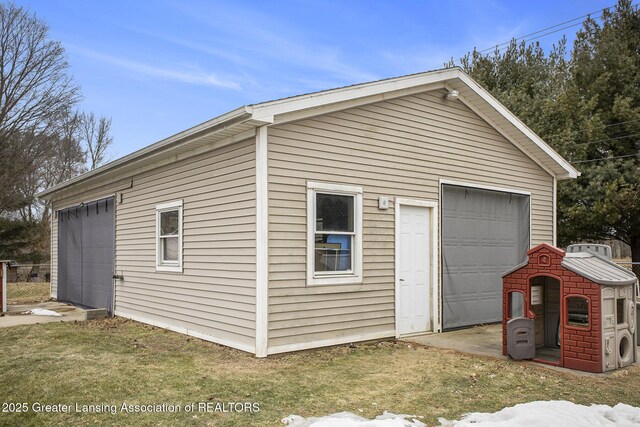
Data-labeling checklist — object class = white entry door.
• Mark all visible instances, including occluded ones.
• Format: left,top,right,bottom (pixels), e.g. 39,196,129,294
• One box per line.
398,205,431,335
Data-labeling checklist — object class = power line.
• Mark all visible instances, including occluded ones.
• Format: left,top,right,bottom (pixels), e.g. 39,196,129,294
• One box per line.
572,152,640,164
545,118,640,140
558,132,640,148
478,8,607,54
475,1,640,56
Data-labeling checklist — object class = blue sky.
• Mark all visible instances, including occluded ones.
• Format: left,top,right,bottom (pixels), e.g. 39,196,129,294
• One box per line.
17,0,613,159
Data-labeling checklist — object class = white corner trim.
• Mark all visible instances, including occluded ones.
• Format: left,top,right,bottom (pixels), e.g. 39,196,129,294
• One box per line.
394,198,440,336
2,262,6,313
552,176,557,246
267,330,396,355
50,211,56,299
306,182,363,287
255,126,269,358
155,200,183,273
113,310,256,354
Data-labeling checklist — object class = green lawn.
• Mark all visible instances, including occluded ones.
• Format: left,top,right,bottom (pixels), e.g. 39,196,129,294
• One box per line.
0,318,639,426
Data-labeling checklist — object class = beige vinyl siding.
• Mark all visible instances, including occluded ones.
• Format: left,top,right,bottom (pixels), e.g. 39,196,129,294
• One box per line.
115,138,256,350
49,139,256,351
267,90,553,350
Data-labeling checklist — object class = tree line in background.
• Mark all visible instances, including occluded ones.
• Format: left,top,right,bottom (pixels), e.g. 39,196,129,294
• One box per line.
449,0,640,271
0,1,113,263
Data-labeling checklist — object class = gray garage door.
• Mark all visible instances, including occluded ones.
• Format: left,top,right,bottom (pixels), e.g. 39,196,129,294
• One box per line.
58,197,115,313
442,185,530,330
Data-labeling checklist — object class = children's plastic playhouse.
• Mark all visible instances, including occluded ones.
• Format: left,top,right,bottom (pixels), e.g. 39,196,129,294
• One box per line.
502,243,637,373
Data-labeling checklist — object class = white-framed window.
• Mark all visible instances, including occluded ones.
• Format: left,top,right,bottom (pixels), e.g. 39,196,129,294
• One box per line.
307,182,363,286
156,200,183,272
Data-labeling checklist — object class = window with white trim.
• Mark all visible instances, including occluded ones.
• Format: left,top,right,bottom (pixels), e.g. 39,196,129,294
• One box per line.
156,200,183,272
307,182,362,286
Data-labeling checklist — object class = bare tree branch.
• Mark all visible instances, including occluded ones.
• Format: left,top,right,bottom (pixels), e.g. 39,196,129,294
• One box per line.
81,112,113,170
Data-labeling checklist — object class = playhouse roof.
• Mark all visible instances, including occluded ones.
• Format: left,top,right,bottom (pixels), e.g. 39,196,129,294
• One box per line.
561,252,637,286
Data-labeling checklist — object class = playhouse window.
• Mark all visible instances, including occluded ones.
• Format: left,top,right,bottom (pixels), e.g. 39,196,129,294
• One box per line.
617,299,626,325
566,296,589,327
508,291,525,318
307,182,363,286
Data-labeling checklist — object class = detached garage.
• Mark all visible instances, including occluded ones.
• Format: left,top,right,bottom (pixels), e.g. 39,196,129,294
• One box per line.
37,67,578,357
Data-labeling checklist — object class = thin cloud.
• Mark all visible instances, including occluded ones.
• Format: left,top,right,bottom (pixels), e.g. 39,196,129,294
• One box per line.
70,47,242,90
169,2,378,85
120,26,251,67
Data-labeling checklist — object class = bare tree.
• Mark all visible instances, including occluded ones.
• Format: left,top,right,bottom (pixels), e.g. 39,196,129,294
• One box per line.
0,1,80,213
80,112,113,170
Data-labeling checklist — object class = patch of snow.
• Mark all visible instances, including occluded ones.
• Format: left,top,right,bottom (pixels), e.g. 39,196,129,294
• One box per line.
282,411,425,427
437,401,640,427
283,401,640,427
22,308,62,317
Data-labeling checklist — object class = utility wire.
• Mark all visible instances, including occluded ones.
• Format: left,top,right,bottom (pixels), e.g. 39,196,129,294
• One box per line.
556,132,640,148
476,1,640,56
479,10,605,53
572,152,640,164
545,118,640,140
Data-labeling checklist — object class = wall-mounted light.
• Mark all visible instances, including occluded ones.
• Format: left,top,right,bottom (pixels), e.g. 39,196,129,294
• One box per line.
445,90,459,101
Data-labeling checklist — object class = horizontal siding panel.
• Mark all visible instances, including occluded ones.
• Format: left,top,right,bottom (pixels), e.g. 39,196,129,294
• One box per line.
270,309,395,331
269,324,394,349
117,273,256,294
116,301,254,343
267,89,554,350
114,138,256,345
270,303,393,322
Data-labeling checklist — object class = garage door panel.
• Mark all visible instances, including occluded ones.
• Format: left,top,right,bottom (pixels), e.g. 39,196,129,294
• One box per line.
442,185,529,329
58,198,114,313
58,208,83,304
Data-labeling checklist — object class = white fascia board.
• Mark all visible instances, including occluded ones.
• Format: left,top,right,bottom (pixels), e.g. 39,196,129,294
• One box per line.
250,68,460,121
454,73,579,180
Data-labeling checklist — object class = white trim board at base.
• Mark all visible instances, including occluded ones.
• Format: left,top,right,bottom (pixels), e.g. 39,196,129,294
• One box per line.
113,310,256,355
394,198,440,336
267,330,396,355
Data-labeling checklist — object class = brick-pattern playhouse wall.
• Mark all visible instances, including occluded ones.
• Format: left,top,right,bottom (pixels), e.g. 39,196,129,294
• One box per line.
502,244,603,373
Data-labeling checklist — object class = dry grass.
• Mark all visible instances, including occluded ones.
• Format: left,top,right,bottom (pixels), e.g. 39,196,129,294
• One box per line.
1,318,639,426
6,282,50,304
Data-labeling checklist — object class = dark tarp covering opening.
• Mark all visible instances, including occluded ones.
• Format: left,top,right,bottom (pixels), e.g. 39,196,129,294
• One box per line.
442,185,530,329
58,197,114,313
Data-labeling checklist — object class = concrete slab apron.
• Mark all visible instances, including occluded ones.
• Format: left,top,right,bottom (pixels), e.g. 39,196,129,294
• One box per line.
403,323,640,377
0,301,94,328
405,323,504,359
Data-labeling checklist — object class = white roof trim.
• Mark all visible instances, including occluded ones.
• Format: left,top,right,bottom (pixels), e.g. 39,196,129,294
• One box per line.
37,106,256,199
38,67,577,200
